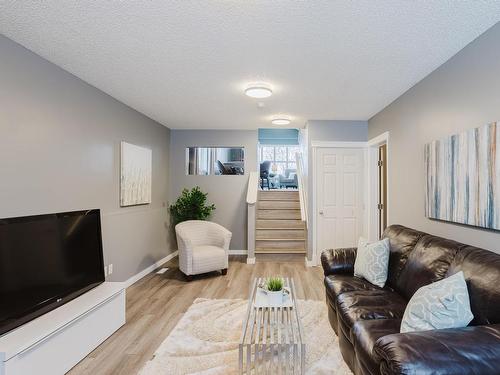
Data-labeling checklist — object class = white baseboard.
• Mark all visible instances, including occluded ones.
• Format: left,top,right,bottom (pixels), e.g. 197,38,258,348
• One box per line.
228,250,248,255
124,251,178,288
124,249,251,288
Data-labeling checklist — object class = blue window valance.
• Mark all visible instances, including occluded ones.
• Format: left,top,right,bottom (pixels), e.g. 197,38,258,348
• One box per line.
258,128,299,145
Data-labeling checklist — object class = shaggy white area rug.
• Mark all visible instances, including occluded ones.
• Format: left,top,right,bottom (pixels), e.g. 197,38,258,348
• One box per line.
139,298,352,375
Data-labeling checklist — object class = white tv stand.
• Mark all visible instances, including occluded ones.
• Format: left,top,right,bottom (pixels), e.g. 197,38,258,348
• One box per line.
0,282,126,375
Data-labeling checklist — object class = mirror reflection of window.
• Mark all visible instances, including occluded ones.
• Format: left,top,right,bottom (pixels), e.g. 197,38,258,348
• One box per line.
186,147,244,175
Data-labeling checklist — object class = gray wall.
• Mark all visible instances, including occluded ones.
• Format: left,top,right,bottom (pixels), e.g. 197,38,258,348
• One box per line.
0,35,173,281
306,120,368,259
170,130,258,250
369,23,500,253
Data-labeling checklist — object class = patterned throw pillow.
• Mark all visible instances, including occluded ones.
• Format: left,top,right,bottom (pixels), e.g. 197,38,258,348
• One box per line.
354,237,390,288
400,271,473,333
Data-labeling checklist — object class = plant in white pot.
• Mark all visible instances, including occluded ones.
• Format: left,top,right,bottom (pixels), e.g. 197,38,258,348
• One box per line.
265,277,285,306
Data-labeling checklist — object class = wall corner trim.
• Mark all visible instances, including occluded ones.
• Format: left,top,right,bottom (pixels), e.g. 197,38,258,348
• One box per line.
367,131,390,147
123,251,178,288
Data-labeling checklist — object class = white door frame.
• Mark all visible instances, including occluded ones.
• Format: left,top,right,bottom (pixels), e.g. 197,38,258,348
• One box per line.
311,141,367,265
366,132,390,241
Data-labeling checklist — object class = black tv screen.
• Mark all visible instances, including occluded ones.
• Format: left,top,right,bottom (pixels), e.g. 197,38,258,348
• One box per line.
0,209,105,337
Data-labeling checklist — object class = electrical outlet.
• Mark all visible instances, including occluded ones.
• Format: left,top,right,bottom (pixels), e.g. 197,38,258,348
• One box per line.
104,265,108,277
108,264,113,274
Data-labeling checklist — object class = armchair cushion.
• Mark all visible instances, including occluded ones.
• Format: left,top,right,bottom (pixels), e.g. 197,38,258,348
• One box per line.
192,245,227,275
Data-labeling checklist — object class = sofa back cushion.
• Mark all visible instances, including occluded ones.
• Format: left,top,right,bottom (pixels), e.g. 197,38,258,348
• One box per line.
395,235,465,300
382,225,426,289
446,246,500,325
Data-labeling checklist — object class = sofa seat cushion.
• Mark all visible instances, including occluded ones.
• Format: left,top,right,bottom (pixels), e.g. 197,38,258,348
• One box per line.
324,275,383,305
352,319,402,375
191,245,226,274
337,290,407,342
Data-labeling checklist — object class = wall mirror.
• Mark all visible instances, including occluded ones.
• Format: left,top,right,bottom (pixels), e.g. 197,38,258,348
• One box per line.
186,147,245,175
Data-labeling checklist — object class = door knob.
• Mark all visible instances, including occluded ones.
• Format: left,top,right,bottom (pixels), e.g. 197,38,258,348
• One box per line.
319,210,324,215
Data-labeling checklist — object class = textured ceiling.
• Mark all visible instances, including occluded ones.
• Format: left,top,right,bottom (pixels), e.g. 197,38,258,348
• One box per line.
1,1,499,129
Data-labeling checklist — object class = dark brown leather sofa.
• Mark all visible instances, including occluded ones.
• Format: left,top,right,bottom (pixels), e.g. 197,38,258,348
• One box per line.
321,225,500,375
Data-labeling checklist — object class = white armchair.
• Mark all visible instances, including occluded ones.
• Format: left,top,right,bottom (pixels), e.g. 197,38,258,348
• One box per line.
175,220,232,279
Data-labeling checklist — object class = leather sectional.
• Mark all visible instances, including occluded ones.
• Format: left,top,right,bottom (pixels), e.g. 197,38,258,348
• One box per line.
321,225,500,375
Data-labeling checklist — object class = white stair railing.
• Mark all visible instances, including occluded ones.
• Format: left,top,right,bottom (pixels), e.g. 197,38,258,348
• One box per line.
296,152,308,228
246,171,258,264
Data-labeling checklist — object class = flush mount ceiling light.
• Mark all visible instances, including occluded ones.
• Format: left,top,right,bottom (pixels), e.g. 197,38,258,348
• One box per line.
244,82,273,98
271,116,291,125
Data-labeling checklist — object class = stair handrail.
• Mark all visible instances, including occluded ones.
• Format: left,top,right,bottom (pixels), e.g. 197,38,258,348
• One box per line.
246,171,258,264
296,152,308,228
246,171,258,205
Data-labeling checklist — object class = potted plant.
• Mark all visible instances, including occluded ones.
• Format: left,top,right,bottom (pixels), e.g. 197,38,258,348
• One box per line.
265,277,285,306
169,186,216,225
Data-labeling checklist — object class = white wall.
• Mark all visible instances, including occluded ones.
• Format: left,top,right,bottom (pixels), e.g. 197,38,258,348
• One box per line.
369,22,500,253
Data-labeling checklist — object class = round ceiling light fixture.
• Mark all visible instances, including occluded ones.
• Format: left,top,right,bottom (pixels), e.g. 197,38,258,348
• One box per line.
244,82,273,99
271,115,291,125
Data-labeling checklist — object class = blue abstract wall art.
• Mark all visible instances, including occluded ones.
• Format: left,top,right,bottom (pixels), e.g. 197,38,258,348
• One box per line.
425,122,499,230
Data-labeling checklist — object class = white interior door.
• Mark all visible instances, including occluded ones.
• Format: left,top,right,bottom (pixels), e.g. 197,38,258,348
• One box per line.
316,147,364,258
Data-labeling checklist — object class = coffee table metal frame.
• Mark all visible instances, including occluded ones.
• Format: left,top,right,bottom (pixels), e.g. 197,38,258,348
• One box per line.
239,277,305,374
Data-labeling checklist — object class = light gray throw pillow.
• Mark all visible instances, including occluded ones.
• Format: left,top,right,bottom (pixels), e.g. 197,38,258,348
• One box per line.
400,271,473,333
354,237,390,288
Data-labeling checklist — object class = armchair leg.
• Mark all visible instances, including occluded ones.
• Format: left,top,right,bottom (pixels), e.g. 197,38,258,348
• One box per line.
221,268,228,275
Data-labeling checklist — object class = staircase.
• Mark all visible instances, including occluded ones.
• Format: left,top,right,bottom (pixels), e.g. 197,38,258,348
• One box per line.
255,191,307,254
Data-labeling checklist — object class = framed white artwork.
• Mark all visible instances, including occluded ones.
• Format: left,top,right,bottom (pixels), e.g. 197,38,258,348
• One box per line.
120,141,152,206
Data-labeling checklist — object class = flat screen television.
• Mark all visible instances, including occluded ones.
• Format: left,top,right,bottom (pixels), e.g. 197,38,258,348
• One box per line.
0,209,105,337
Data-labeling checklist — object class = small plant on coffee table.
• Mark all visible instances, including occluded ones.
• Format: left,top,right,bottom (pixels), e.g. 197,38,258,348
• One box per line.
266,277,284,292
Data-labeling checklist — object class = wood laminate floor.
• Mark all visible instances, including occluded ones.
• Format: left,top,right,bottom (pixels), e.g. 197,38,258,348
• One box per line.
69,255,325,375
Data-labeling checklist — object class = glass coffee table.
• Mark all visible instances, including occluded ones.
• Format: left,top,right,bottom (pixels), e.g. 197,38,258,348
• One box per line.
239,277,305,374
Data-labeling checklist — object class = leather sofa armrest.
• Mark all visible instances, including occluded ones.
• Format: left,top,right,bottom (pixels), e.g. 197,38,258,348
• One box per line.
374,324,500,375
320,247,357,276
